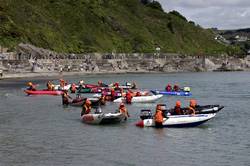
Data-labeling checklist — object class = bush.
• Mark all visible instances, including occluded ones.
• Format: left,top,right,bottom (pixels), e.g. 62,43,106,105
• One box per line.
169,10,187,21
146,1,163,12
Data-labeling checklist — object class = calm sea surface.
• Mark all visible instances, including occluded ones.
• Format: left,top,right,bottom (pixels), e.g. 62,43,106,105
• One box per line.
0,72,250,166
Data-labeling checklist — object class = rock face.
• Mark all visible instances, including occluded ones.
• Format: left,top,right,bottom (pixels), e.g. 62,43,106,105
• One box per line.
1,44,249,74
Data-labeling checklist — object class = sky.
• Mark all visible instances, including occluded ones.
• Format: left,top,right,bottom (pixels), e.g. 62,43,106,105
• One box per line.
157,0,250,30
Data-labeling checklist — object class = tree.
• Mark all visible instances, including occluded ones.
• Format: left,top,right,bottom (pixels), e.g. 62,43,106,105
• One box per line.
169,10,187,21
140,0,153,5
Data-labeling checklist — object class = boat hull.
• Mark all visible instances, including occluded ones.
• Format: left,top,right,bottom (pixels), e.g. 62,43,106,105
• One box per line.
81,113,125,125
113,94,163,103
136,114,216,128
24,90,63,96
152,90,191,96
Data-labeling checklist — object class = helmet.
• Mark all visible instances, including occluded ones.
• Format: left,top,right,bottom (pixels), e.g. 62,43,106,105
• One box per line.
115,82,119,87
98,80,102,84
190,99,197,107
27,82,33,86
156,104,162,110
176,100,181,107
120,102,125,107
79,80,84,84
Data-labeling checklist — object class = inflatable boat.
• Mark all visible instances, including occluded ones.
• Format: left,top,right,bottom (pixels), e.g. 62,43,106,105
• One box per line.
54,84,72,90
81,112,125,125
151,90,191,96
139,105,224,120
136,113,216,128
169,105,224,115
113,94,163,103
24,90,63,96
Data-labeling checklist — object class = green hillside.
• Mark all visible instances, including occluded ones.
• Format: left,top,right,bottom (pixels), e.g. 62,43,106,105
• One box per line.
0,0,241,54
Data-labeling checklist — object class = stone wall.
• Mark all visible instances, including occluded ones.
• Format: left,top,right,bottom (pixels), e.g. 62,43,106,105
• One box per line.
1,44,250,74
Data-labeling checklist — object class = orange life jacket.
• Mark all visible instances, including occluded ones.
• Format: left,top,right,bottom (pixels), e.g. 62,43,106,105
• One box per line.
155,110,164,123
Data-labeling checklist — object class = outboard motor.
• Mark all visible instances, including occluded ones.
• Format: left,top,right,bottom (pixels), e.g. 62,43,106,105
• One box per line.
95,107,102,114
126,82,132,86
183,87,191,92
140,110,153,120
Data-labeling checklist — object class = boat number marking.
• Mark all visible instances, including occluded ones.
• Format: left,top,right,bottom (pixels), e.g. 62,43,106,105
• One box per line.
83,115,94,121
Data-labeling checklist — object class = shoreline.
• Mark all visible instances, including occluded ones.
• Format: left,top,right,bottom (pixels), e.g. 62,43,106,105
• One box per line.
1,70,249,81
0,70,165,80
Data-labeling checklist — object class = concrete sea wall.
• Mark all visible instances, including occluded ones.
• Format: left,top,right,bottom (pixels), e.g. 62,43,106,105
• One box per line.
1,43,250,78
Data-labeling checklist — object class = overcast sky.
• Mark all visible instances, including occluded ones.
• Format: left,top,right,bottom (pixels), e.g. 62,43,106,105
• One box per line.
157,0,250,30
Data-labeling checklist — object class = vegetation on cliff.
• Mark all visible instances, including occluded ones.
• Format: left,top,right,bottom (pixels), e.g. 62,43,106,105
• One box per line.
0,0,241,54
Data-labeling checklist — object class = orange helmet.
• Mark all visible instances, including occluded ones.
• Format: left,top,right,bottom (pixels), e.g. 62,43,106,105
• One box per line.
59,79,65,83
190,99,197,107
27,82,33,86
176,100,181,107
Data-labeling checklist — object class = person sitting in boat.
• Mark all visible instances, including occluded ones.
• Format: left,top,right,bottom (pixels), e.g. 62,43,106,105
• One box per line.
173,100,184,115
131,82,137,89
70,83,77,93
98,80,108,87
110,88,116,101
187,99,196,115
135,91,142,96
47,81,54,91
125,91,133,104
165,83,172,92
78,80,85,91
114,82,120,91
173,84,180,92
81,99,92,116
59,79,65,90
62,90,72,105
99,94,106,105
119,103,129,120
27,82,36,91
154,104,164,128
